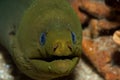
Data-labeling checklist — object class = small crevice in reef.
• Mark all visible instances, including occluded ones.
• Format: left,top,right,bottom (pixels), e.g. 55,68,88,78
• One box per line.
111,51,120,67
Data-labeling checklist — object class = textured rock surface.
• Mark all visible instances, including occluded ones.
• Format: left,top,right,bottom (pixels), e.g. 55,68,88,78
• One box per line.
0,45,15,80
0,52,13,80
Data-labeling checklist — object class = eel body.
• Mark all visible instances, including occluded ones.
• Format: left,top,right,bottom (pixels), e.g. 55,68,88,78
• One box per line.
0,0,82,80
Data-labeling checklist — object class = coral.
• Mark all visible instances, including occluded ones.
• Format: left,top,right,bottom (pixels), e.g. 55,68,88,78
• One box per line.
71,0,120,80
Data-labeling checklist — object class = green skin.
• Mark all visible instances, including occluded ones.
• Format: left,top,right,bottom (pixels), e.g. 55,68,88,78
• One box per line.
0,0,82,80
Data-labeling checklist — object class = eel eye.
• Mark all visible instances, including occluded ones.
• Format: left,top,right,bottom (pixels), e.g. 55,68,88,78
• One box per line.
71,32,76,44
40,32,46,45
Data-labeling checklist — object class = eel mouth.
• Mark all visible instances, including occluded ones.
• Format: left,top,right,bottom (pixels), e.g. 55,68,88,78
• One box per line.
29,55,77,62
29,55,79,74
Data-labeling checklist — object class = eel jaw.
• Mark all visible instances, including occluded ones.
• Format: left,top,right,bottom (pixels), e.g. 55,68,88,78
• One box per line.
29,56,79,74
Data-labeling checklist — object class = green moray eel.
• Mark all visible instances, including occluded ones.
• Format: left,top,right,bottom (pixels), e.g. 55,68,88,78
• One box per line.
0,0,82,80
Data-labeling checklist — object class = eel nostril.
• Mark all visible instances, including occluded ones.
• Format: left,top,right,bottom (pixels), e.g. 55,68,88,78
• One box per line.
68,45,72,52
53,45,58,52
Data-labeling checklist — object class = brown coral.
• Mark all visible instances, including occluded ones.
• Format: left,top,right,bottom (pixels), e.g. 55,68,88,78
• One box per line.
69,0,89,24
69,0,120,80
82,37,120,80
